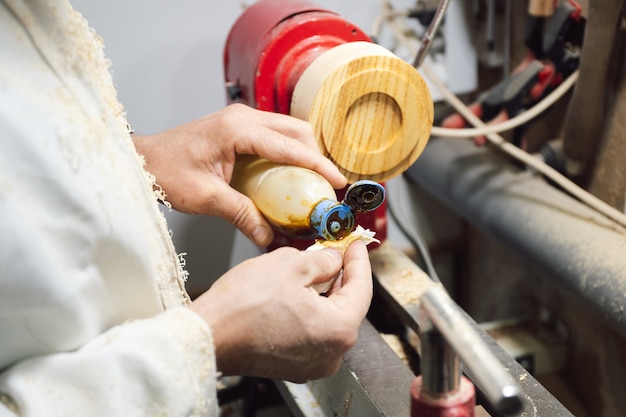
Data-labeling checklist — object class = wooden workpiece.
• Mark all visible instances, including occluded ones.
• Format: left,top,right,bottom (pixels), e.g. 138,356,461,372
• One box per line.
291,42,434,183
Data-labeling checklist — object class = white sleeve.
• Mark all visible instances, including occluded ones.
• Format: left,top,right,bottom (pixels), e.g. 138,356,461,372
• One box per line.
0,307,219,417
0,2,219,415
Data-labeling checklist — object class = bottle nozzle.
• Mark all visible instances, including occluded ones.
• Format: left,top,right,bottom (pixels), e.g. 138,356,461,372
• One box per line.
310,199,354,241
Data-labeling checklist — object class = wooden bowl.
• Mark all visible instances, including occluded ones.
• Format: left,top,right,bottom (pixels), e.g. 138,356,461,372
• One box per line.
291,41,434,183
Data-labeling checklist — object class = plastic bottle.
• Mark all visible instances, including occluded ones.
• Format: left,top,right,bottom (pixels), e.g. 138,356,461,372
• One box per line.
231,155,355,240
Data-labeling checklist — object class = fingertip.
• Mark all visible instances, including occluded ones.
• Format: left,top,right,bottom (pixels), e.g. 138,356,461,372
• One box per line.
333,172,348,190
345,239,368,257
317,158,347,190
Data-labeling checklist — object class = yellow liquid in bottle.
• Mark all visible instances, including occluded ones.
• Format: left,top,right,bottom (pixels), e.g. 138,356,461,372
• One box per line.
231,155,338,237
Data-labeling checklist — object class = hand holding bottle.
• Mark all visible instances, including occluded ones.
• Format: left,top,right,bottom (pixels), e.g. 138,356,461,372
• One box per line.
132,103,347,246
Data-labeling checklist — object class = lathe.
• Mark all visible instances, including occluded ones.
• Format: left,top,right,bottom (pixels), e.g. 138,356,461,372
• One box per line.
223,1,626,416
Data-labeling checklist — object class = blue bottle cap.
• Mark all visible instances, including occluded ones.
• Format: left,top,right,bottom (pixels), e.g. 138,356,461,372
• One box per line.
310,199,355,241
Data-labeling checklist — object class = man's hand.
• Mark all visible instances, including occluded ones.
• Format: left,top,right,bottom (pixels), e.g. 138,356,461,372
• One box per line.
132,103,347,246
188,240,372,382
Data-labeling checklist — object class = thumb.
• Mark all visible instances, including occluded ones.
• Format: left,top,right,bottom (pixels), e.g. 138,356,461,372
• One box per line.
327,240,373,319
217,186,275,246
300,248,344,287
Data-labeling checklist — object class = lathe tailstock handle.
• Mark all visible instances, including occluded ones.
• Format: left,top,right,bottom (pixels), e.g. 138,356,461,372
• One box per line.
291,41,434,184
420,286,523,415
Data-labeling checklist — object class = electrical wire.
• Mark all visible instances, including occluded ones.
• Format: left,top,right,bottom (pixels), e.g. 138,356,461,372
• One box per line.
372,2,444,283
386,177,441,283
429,69,579,138
380,6,626,231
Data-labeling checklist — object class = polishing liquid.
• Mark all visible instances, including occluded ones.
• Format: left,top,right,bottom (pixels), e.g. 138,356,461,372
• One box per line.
231,155,353,240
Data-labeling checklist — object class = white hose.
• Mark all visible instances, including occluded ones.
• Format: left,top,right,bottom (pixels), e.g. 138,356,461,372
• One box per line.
429,69,579,138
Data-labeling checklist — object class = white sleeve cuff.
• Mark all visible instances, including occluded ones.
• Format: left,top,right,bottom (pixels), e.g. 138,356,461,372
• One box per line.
0,307,219,417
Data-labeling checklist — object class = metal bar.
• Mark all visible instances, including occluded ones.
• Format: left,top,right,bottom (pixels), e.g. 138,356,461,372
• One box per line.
419,327,460,396
412,0,451,68
503,0,511,76
421,286,521,414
